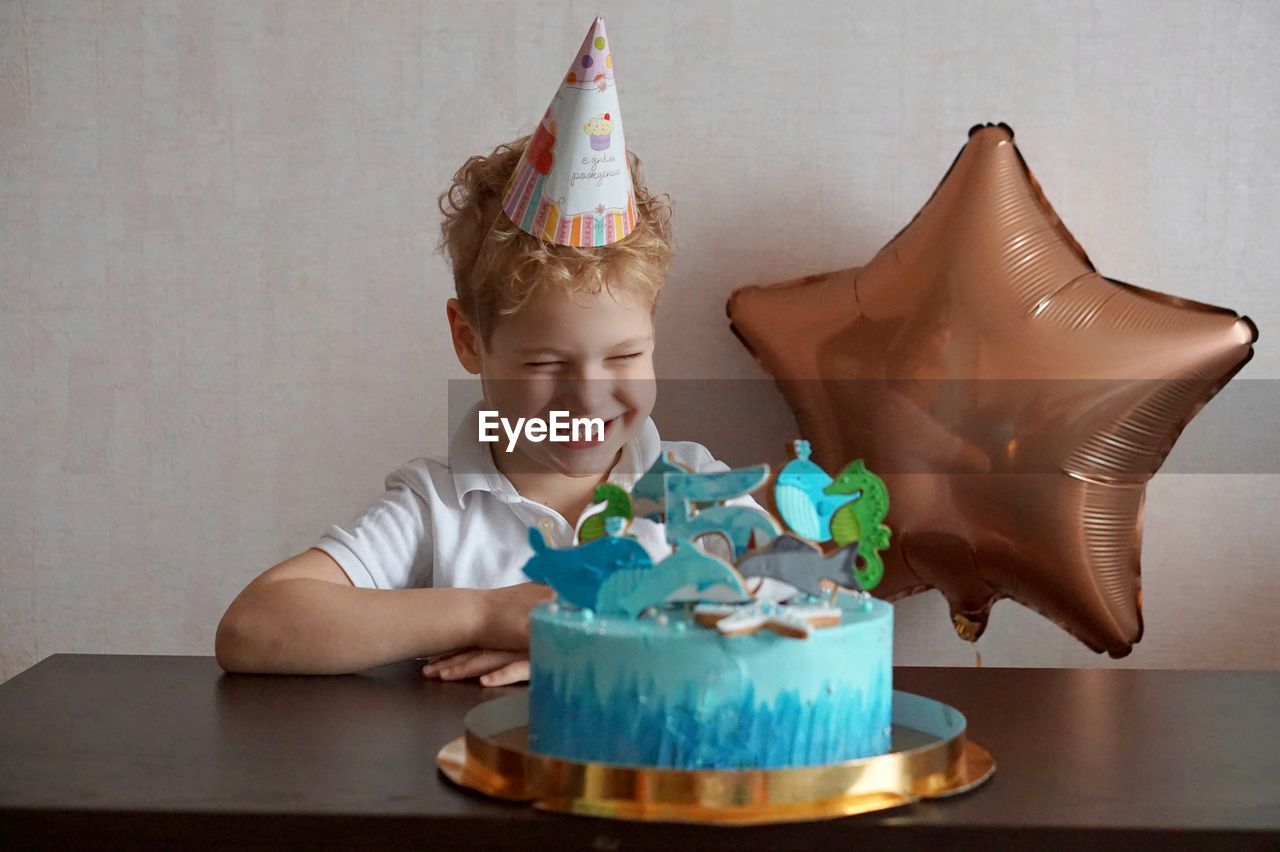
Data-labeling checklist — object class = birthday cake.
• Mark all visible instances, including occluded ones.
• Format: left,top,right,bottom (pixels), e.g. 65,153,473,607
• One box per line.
522,441,895,770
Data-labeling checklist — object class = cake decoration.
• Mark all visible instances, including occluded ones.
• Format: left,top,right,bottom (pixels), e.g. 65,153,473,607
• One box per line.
523,519,651,611
735,533,861,597
596,539,751,617
500,17,638,247
825,460,891,590
774,440,860,542
693,600,843,639
577,483,634,542
663,465,781,558
522,444,890,638
630,451,684,520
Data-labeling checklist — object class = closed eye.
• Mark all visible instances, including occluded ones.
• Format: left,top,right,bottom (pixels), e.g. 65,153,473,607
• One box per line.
609,352,643,361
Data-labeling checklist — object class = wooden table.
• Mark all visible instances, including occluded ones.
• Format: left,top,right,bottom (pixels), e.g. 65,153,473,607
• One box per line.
1,655,1277,850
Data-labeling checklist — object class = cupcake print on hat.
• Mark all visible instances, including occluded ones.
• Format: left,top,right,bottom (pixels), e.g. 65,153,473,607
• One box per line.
584,113,613,150
500,18,638,247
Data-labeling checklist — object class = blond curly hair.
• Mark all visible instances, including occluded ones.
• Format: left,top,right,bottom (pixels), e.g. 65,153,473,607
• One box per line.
437,134,673,344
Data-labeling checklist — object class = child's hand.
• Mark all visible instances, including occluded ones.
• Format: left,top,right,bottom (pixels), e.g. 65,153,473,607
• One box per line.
419,582,554,687
422,650,529,686
476,581,557,651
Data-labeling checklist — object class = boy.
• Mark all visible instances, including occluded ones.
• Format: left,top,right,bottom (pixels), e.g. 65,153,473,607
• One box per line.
216,19,747,686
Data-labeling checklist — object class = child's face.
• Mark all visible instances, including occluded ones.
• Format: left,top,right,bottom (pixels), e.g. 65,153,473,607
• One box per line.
455,284,657,479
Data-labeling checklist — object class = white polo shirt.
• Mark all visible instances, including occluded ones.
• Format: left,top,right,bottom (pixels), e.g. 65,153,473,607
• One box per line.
315,405,753,591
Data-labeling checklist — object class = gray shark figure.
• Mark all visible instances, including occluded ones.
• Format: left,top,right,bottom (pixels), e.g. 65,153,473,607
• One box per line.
736,533,862,596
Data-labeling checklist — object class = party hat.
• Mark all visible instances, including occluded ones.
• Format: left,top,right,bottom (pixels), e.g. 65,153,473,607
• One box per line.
501,17,638,247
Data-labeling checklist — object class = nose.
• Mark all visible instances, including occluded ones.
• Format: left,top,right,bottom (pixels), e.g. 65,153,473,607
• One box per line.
552,364,613,418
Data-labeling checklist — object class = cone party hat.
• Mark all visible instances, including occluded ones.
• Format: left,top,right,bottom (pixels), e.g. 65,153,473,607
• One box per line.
500,17,638,247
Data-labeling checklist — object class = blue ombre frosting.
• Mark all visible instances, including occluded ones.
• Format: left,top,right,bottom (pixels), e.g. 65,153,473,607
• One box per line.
528,593,893,769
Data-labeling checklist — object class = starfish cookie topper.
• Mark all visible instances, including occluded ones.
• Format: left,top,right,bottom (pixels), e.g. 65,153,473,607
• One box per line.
694,600,844,639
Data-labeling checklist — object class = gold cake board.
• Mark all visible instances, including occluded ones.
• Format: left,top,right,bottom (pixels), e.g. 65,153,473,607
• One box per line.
437,690,994,824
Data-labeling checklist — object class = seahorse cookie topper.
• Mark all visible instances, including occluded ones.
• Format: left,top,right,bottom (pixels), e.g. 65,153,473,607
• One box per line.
520,442,892,639
501,17,638,247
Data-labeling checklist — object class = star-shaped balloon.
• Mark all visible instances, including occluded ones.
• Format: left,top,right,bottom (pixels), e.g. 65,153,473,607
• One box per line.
727,124,1256,657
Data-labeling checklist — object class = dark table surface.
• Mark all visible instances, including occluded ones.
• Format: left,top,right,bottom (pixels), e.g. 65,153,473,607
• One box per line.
0,655,1277,851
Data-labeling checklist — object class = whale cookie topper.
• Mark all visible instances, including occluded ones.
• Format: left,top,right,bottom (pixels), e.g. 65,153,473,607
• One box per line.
523,517,650,612
774,440,859,542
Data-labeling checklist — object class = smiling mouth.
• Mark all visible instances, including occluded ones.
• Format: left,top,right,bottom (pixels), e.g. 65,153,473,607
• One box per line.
561,415,621,449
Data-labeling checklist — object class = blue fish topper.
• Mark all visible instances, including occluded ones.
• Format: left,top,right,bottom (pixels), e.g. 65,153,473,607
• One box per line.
523,517,652,611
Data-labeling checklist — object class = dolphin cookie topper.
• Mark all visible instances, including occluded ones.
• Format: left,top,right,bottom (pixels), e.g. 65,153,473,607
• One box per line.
501,17,638,247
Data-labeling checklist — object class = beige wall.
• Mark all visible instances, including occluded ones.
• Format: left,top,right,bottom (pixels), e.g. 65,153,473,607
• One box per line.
3,0,1278,682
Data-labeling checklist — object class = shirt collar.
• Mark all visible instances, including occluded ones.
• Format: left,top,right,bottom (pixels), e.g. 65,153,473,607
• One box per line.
449,403,661,507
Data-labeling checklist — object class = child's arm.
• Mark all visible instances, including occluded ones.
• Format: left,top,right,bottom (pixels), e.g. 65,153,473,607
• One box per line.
215,548,552,675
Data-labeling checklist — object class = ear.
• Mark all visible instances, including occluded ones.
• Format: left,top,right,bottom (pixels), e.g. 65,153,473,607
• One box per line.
446,298,483,374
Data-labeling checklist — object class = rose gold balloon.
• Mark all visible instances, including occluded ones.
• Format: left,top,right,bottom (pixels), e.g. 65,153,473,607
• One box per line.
728,124,1256,657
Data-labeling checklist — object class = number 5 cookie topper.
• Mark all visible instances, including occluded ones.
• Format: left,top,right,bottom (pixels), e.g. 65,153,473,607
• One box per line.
663,465,781,560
